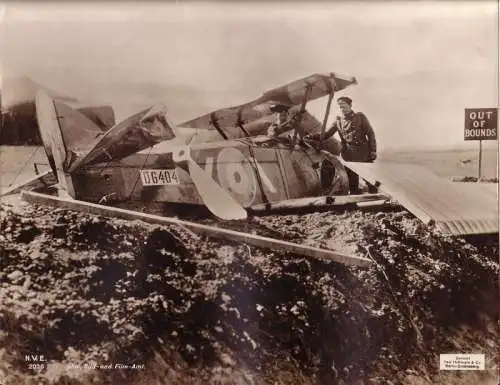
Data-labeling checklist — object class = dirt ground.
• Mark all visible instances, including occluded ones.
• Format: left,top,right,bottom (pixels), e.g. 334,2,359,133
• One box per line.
0,193,498,385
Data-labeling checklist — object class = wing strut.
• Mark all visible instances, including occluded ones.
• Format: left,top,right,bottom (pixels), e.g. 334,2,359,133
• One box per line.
319,73,336,149
291,82,313,145
235,108,270,207
236,108,251,137
210,112,228,140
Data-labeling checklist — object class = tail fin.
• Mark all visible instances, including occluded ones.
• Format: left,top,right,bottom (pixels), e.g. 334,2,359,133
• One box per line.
35,90,177,187
77,105,115,131
69,104,176,171
35,91,177,198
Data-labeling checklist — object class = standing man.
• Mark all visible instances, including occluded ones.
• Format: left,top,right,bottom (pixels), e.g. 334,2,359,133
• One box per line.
307,97,377,194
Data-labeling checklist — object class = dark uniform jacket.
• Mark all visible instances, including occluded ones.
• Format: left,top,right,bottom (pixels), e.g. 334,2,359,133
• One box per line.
325,111,377,162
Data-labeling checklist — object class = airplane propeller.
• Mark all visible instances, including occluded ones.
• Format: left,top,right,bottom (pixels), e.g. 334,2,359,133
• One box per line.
173,147,248,220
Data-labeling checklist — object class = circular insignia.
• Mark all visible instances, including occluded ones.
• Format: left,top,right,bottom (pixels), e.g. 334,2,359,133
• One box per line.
216,147,257,207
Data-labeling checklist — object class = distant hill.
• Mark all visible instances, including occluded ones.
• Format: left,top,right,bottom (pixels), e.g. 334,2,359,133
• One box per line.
380,146,498,180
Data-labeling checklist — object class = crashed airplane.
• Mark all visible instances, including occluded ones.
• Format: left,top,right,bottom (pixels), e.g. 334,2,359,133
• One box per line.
3,72,497,237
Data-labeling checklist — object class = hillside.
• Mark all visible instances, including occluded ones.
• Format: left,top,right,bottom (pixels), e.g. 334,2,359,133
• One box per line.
0,195,497,385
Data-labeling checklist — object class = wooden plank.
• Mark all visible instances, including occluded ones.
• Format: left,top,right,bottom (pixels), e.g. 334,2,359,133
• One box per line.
21,190,372,267
250,193,389,212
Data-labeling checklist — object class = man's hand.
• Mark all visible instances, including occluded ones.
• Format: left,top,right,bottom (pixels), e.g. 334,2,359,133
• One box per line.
304,133,320,141
368,151,377,161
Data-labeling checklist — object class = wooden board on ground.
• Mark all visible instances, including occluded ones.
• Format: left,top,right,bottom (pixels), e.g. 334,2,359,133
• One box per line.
250,193,389,212
21,190,372,267
345,161,498,236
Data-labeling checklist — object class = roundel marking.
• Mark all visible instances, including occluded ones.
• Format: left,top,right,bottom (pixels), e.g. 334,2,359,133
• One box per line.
216,147,257,207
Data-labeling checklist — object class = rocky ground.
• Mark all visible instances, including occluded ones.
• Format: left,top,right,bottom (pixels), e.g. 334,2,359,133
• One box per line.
0,196,498,385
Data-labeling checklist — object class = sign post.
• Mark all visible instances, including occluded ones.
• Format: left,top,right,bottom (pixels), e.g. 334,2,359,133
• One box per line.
478,140,482,179
464,108,498,180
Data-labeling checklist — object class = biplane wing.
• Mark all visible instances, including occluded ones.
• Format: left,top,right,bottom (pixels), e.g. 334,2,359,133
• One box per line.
183,108,323,138
179,72,357,137
253,72,357,106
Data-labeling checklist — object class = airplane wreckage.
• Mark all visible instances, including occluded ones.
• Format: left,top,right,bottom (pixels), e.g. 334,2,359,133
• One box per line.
2,73,497,267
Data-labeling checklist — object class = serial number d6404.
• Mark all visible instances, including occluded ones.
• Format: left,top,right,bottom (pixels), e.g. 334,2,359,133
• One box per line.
140,169,179,186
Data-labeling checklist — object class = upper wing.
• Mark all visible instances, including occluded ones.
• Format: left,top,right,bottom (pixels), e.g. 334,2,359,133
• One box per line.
253,72,357,106
179,72,357,135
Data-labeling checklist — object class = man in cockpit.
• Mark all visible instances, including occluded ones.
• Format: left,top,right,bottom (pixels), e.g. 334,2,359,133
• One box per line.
267,104,291,138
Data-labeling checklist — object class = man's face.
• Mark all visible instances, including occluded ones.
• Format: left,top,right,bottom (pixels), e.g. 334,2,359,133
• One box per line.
338,100,352,115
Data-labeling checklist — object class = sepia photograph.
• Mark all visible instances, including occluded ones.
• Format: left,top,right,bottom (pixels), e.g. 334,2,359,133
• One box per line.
0,1,498,384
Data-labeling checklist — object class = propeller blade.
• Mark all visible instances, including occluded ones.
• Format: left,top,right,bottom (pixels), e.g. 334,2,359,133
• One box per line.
187,160,248,220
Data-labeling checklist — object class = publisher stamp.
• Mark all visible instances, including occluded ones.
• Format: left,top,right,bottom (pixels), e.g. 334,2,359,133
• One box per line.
23,353,145,372
439,354,485,370
24,354,47,371
66,362,145,370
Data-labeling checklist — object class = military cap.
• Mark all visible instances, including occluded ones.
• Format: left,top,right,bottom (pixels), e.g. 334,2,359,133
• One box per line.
337,96,352,105
269,103,291,113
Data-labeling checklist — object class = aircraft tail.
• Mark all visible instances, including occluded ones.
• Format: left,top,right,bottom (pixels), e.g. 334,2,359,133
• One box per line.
35,90,176,197
69,104,176,171
35,90,176,172
77,105,116,131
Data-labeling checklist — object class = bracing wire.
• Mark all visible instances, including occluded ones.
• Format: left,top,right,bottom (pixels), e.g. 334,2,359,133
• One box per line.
7,146,41,187
126,144,154,201
126,113,170,201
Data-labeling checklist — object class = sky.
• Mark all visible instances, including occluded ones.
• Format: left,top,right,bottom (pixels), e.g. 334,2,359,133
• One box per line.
1,1,498,151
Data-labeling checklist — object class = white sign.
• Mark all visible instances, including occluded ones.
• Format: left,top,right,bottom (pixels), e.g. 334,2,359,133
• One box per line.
439,354,485,371
140,169,179,186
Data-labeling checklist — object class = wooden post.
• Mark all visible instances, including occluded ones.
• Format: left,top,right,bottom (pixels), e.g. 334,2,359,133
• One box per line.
21,190,372,267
